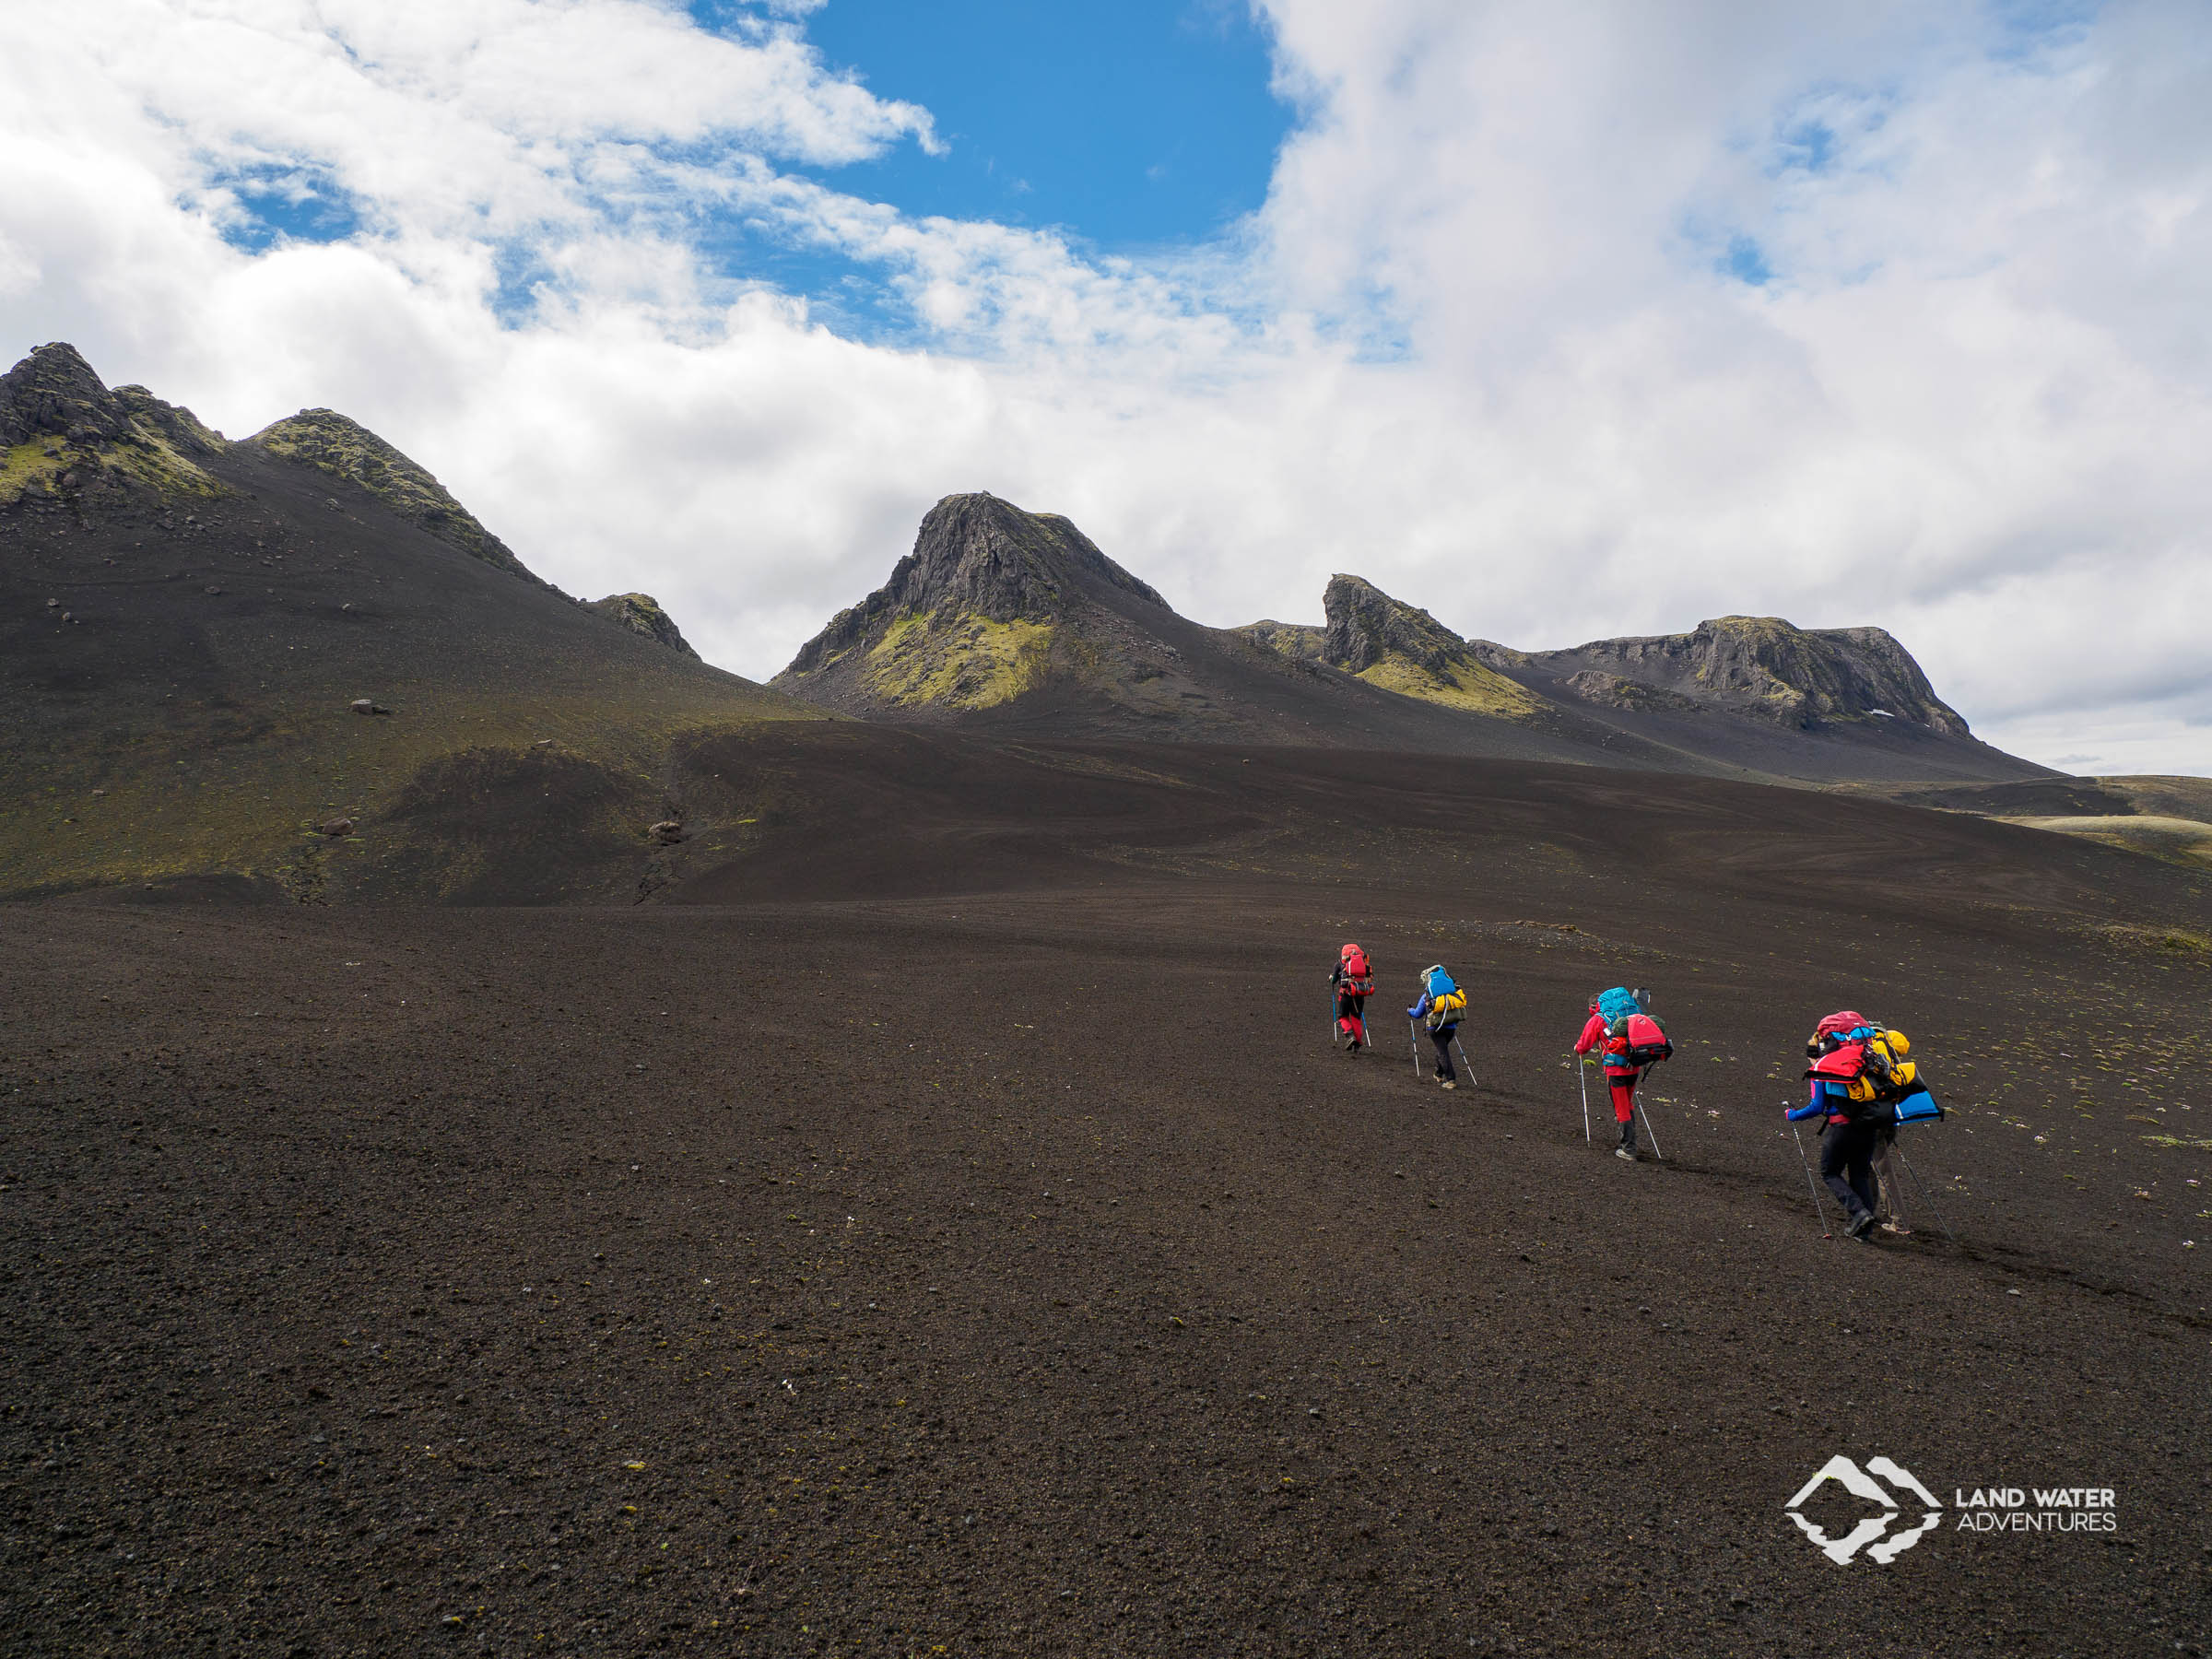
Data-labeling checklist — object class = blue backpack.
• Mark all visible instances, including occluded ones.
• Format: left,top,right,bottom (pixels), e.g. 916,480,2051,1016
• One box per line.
1597,985,1642,1022
1890,1088,1944,1125
1427,967,1458,998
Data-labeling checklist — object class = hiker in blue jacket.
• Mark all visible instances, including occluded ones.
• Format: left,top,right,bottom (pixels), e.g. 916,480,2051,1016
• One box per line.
1788,1081,1880,1240
1406,965,1466,1090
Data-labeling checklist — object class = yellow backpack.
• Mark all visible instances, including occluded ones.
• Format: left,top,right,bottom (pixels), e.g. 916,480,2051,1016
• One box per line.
1845,1030,1918,1102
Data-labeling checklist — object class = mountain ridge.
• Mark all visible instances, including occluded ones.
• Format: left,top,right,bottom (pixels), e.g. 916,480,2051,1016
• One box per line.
778,491,2047,786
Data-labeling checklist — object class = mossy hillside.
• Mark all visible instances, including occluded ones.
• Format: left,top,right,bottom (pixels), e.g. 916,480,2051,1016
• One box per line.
2007,815,2212,872
1354,652,1547,720
2097,776,2212,825
861,611,1056,710
0,429,225,509
1232,620,1325,665
1320,573,1548,724
0,440,68,507
0,677,819,901
249,410,536,583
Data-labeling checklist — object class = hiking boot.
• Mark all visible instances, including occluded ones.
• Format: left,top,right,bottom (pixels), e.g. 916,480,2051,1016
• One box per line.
1439,1078,1456,1090
1614,1144,1637,1161
1879,1219,1912,1236
1847,1209,1877,1240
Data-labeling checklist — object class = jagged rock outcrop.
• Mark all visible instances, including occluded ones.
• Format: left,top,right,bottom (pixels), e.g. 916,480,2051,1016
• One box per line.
1556,670,1705,715
588,593,700,660
0,342,228,506
1316,575,1544,719
246,409,542,585
777,492,1169,713
1533,616,1969,734
1230,619,1324,665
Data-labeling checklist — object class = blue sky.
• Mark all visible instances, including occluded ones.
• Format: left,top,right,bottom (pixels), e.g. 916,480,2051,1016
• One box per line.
738,0,1292,251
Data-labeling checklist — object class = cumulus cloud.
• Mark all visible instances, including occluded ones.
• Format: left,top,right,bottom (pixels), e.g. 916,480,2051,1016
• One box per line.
2,0,2206,771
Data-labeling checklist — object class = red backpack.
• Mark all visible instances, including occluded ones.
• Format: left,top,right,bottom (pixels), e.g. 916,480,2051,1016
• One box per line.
1612,1012,1674,1066
1339,944,1372,991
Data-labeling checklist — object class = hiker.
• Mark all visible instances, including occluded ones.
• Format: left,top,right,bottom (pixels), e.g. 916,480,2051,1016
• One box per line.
1788,1075,1879,1240
1788,1010,1917,1240
1332,942,1374,1053
1574,986,1672,1160
1406,964,1469,1089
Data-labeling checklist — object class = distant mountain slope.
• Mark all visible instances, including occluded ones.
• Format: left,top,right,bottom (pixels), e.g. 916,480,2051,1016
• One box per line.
772,492,1627,763
781,492,2049,785
1870,774,2212,871
1517,615,1970,733
0,343,810,901
1478,614,2037,783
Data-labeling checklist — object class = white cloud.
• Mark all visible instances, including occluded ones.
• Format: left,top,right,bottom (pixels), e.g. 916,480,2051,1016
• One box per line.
2,0,2207,772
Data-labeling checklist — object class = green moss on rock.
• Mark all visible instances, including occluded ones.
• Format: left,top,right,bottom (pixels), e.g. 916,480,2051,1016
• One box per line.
249,409,543,585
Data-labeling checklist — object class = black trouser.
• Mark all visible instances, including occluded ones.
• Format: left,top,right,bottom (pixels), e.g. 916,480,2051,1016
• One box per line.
1430,1022,1457,1079
1820,1118,1879,1219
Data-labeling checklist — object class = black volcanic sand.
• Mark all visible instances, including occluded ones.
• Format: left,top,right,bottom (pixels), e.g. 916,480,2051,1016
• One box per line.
5,751,2211,1656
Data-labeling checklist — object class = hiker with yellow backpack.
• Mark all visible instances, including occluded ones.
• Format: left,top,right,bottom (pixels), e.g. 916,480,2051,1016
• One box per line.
1786,1011,1939,1240
1406,964,1472,1090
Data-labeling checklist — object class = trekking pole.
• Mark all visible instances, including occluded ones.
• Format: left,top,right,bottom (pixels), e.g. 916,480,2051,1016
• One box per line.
1892,1143,1958,1248
1453,1034,1477,1091
1632,1079,1664,1160
1577,1056,1592,1144
1789,1119,1833,1240
1408,1018,1423,1078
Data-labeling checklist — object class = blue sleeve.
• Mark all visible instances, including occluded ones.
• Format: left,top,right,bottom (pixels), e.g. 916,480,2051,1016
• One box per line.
1407,994,1430,1018
1785,1100,1826,1121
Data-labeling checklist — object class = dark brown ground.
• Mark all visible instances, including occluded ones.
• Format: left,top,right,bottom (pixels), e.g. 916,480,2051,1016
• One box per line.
4,747,2210,1657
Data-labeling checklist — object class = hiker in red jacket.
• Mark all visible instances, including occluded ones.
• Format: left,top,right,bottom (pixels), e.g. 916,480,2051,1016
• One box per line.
1575,988,1672,1160
1332,943,1374,1053
1575,1002,1640,1158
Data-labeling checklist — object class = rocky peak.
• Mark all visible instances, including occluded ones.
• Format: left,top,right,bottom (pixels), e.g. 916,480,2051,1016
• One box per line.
1545,615,1970,735
1313,574,1543,720
782,492,1164,679
588,593,700,659
0,342,227,454
1,343,228,507
1324,574,1464,676
247,408,543,585
892,492,1163,620
0,342,134,448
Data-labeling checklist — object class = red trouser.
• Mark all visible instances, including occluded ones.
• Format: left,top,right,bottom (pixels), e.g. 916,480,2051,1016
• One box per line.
1607,1073,1638,1124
